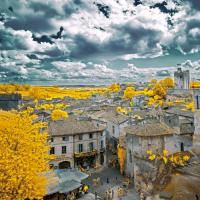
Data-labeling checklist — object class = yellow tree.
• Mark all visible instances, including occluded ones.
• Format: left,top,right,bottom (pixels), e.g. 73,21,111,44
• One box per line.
123,87,135,100
117,145,126,175
51,109,69,121
160,77,174,88
108,83,121,92
152,82,166,99
0,110,50,200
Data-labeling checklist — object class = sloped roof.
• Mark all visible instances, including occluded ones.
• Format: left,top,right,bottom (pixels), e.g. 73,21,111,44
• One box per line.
44,169,88,195
48,116,105,136
125,122,174,137
165,108,193,118
99,110,128,124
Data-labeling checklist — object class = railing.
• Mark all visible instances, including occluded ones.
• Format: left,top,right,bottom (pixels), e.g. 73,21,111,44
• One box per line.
74,149,98,158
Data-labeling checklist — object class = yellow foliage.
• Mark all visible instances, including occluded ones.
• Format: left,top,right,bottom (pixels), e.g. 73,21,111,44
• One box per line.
149,154,156,161
108,83,121,92
185,101,194,112
51,109,68,121
146,150,153,155
116,106,131,115
0,110,50,200
163,149,168,156
147,149,190,166
0,84,109,100
190,81,200,88
117,145,126,175
36,103,70,110
162,156,168,164
152,82,166,99
160,77,174,88
123,87,135,100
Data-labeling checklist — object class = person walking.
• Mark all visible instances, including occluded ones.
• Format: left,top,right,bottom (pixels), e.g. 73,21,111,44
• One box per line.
111,188,114,200
107,177,109,184
95,191,98,200
105,190,108,200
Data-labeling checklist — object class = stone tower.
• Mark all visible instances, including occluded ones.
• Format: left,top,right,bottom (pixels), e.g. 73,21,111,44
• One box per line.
193,89,200,149
174,68,190,89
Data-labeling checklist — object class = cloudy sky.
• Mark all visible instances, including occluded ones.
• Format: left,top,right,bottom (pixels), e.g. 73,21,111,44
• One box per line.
0,0,200,85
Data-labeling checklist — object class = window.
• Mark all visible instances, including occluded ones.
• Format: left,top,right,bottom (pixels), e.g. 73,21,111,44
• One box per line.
62,136,69,141
129,150,132,163
197,96,199,109
62,146,67,154
89,142,94,151
100,140,104,149
112,126,115,134
78,144,83,152
79,135,83,140
51,137,54,142
50,147,55,155
89,133,93,139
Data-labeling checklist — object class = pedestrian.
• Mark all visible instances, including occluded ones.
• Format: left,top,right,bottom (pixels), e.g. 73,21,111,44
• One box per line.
115,176,118,184
105,191,108,200
95,191,98,200
108,187,112,200
83,184,89,194
111,189,114,200
107,177,109,184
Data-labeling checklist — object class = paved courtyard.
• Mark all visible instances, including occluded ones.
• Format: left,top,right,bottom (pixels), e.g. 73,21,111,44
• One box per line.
83,166,139,200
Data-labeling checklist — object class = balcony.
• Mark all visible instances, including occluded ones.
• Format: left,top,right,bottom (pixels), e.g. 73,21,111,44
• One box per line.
74,149,98,158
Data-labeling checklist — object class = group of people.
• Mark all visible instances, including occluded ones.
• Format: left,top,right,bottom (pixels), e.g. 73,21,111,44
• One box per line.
67,184,89,200
104,187,114,200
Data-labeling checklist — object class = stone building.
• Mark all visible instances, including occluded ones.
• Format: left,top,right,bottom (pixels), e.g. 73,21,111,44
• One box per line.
125,121,192,178
48,116,106,169
174,68,190,90
193,89,200,150
89,110,129,151
0,93,22,110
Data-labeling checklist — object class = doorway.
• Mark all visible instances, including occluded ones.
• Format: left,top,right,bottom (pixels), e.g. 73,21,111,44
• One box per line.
58,161,71,169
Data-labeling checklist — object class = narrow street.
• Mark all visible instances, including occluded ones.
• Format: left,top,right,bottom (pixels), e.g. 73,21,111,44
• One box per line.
83,166,139,200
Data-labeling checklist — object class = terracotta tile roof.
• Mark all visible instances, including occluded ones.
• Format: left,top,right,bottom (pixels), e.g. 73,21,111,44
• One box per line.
48,117,105,136
125,122,174,137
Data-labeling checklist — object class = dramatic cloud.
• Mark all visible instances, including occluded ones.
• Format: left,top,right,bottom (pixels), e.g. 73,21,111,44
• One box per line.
0,0,199,84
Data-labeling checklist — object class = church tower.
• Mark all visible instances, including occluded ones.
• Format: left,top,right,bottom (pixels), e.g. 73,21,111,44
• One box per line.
174,67,190,90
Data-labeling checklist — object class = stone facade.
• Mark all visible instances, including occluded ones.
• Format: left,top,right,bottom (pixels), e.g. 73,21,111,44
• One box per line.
193,89,200,148
48,118,107,169
0,93,22,110
49,131,106,169
125,121,193,178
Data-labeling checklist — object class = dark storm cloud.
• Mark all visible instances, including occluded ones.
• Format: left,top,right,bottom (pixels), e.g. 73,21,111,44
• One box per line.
32,26,64,44
186,0,200,10
134,0,142,7
150,1,177,16
70,35,100,59
177,19,200,53
70,23,162,59
0,28,28,50
5,14,54,33
95,3,111,18
32,34,54,44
